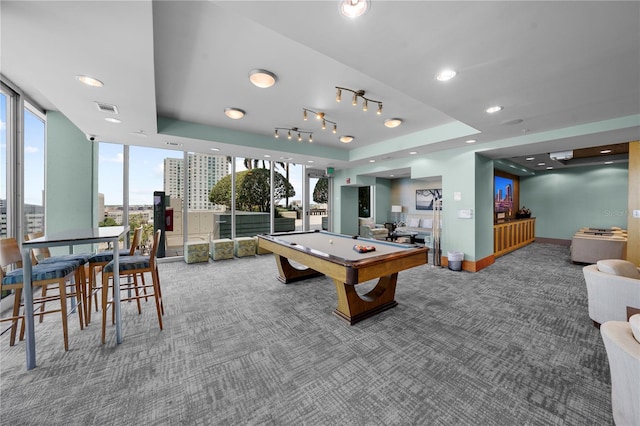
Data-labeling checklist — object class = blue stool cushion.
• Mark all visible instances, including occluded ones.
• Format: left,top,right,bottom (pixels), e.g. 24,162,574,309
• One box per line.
103,255,150,273
88,249,131,264
37,253,90,266
2,262,77,285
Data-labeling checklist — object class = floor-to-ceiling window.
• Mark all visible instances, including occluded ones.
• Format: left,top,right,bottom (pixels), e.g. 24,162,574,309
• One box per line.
128,146,182,256
0,91,8,238
308,171,329,231
280,162,303,230
1,80,46,241
215,157,278,238
98,142,124,227
23,105,45,235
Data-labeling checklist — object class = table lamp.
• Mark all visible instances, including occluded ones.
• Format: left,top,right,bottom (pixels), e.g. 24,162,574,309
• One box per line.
391,205,402,223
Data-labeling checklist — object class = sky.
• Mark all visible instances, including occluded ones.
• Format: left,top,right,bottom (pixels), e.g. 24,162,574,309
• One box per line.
0,97,46,206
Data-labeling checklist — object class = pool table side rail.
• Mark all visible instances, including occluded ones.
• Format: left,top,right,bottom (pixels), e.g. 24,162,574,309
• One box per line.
258,234,428,285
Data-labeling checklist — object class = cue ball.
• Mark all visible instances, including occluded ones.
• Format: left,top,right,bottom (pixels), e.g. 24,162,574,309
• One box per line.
329,239,333,244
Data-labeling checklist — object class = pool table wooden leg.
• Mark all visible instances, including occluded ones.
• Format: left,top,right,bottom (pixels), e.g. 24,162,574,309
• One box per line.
274,255,323,284
332,273,399,325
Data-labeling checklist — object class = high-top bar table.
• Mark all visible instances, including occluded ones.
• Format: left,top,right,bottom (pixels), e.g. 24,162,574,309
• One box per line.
20,226,129,370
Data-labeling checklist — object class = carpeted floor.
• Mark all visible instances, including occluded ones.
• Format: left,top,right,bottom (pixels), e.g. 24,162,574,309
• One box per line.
0,242,612,425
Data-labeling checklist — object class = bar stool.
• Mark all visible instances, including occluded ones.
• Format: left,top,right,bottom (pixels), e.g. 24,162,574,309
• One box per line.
25,232,91,324
87,226,142,322
100,229,164,344
1,237,82,351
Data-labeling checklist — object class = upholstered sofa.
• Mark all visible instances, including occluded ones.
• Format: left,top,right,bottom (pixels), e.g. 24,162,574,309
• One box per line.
358,218,388,240
395,214,435,244
583,259,640,327
600,316,640,426
570,227,627,264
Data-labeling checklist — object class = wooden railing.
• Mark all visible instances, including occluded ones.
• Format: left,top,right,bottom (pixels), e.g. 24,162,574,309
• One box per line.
494,218,536,257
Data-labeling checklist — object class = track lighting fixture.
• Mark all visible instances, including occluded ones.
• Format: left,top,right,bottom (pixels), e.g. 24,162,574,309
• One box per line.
302,108,338,133
335,87,382,115
274,127,313,143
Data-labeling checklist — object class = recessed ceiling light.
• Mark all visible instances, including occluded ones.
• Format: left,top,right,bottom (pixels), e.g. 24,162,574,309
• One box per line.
369,159,375,163
339,0,368,18
339,135,354,143
384,118,403,128
409,151,418,155
486,106,503,113
600,149,613,154
604,161,614,165
465,139,477,144
210,148,220,151
537,162,545,166
435,69,457,82
264,154,271,158
249,69,277,88
525,157,535,161
105,117,121,123
546,166,554,170
75,75,103,87
280,157,293,161
307,160,314,163
224,107,245,119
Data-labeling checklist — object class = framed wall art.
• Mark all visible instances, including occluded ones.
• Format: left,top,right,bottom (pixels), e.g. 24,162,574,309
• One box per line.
416,189,442,210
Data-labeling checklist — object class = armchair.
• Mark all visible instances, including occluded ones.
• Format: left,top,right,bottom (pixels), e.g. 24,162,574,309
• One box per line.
600,318,640,426
582,259,640,327
358,218,388,240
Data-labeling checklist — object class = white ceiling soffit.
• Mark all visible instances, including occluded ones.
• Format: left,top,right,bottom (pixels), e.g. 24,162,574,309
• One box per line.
0,1,638,170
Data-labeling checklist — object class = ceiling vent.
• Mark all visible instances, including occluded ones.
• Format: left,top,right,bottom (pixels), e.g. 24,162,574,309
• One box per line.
549,150,573,161
95,102,119,114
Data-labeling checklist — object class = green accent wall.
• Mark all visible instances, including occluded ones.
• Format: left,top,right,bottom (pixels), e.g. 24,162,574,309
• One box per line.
46,111,96,235
374,178,392,224
475,154,495,261
339,185,359,235
520,163,628,239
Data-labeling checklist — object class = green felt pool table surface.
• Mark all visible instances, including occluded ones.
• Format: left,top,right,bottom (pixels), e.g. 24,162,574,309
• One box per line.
264,230,417,262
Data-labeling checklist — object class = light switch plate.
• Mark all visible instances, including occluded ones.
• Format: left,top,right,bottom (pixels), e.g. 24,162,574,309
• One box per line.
633,210,640,218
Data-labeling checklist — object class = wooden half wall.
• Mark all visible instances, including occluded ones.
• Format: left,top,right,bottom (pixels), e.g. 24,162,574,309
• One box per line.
629,141,639,265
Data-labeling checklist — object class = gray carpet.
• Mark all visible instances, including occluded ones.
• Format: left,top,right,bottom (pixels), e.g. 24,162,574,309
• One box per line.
0,242,612,425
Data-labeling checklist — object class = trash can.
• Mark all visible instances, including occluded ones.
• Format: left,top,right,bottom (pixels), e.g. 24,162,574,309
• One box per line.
447,250,463,271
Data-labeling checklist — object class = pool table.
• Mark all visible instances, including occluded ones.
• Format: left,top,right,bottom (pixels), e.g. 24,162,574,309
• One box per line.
258,230,428,324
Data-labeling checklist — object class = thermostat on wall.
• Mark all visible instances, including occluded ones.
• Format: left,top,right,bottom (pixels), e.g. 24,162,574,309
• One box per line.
457,209,472,219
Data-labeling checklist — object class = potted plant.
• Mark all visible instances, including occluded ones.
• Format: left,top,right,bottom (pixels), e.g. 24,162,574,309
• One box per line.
516,206,531,219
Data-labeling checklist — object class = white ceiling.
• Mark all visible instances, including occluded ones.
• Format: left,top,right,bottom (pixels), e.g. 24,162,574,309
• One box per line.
2,1,639,174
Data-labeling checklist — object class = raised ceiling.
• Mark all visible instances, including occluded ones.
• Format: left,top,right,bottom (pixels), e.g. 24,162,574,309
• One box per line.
1,1,638,173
